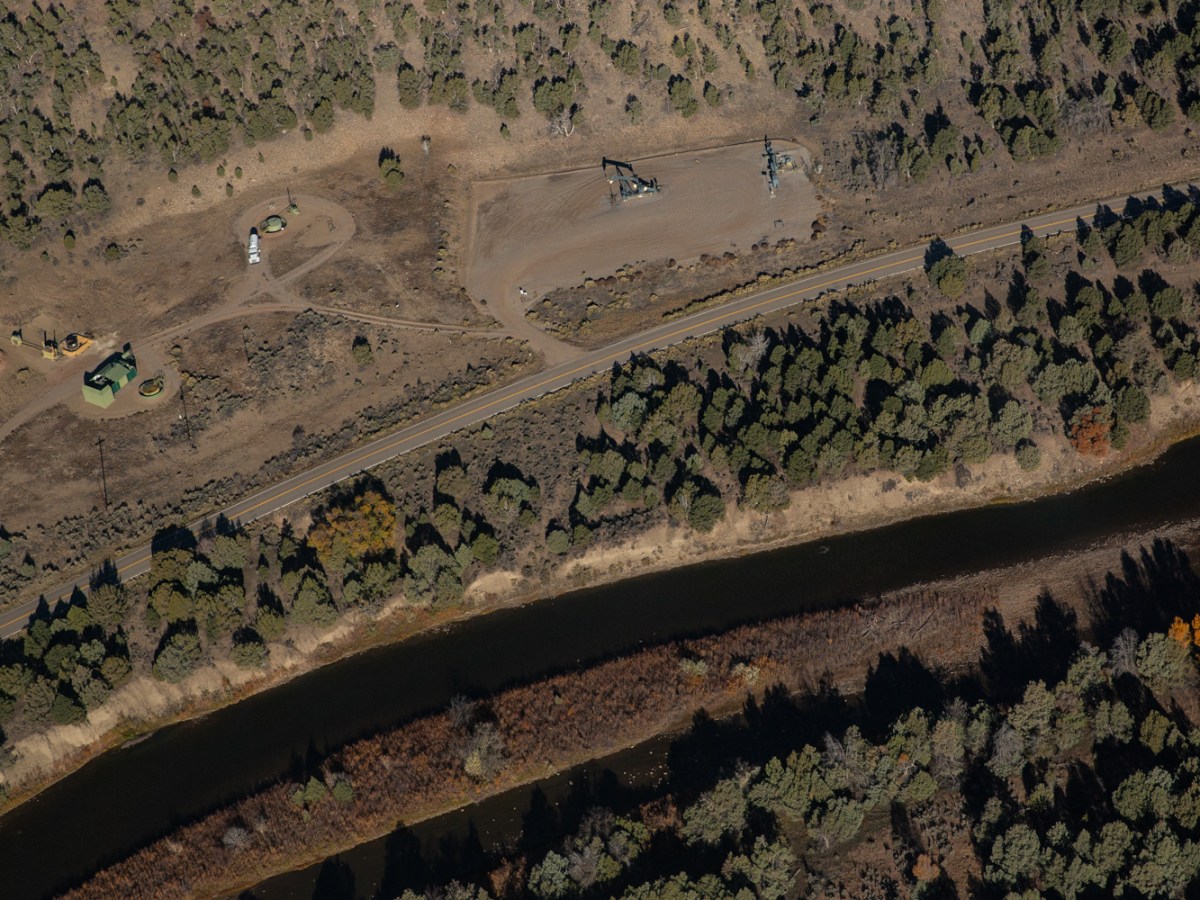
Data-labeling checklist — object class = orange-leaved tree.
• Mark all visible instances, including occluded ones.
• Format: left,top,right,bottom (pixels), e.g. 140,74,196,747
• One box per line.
1068,407,1112,456
1169,616,1192,646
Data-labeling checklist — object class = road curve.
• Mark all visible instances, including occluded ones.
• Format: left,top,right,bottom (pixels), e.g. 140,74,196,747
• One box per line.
1,183,1189,636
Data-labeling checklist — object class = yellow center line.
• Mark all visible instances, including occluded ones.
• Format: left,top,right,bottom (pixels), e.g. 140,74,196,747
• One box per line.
150,214,1088,526
231,249,937,520
0,205,1107,634
0,611,33,632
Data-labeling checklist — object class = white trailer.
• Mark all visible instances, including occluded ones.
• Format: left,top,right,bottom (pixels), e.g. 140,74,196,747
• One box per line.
248,230,261,265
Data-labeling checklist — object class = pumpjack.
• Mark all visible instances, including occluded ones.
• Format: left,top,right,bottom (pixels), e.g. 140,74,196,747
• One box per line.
761,135,794,196
602,158,659,202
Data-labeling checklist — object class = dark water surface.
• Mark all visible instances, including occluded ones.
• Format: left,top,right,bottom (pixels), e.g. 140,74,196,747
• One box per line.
7,435,1200,898
252,736,676,900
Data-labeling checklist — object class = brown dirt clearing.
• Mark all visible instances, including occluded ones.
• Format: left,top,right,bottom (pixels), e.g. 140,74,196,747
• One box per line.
465,141,820,334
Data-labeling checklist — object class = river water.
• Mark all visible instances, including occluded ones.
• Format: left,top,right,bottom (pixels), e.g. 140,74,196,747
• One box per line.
252,735,677,899
7,436,1200,899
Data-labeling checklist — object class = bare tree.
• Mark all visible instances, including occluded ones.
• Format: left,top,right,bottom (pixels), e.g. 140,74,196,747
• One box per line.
852,128,900,190
1110,627,1139,677
221,825,250,851
745,329,770,367
987,722,1024,779
448,693,476,730
549,108,575,137
1058,94,1111,136
460,722,506,780
567,841,603,889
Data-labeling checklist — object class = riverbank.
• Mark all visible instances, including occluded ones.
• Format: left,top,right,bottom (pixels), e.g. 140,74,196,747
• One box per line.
71,511,1200,898
11,410,1200,898
255,519,1200,898
58,586,1006,896
3,371,1198,822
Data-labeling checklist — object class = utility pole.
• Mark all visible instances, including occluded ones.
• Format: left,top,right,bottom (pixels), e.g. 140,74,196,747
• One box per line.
179,375,196,448
97,437,109,515
241,326,252,367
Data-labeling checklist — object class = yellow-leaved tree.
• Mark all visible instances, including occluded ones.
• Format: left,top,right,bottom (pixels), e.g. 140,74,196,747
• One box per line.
308,489,397,574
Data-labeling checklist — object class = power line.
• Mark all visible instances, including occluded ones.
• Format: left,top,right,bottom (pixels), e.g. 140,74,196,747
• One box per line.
97,437,109,515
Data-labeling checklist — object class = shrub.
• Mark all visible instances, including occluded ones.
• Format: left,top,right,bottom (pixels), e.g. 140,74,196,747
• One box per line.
397,63,423,108
291,776,329,809
1110,223,1145,268
153,626,204,683
688,492,726,532
351,335,374,366
331,778,354,803
927,253,968,297
461,722,506,781
1015,441,1041,471
231,629,268,669
255,605,286,641
378,152,404,190
1115,385,1150,424
291,575,338,627
50,690,86,725
669,75,698,117
546,529,571,555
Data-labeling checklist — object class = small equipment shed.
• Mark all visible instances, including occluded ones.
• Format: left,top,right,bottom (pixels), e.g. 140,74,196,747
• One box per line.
82,349,137,408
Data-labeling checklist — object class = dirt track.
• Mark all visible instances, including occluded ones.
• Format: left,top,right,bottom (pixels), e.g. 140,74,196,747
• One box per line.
465,141,819,335
0,195,503,446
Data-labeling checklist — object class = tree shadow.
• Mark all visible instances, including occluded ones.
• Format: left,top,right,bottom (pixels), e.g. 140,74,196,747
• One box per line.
667,679,853,797
149,523,197,556
864,647,945,741
1162,182,1195,210
375,827,429,899
520,785,562,851
316,476,394,516
1087,539,1200,646
311,855,357,900
979,592,1078,704
428,821,488,886
89,559,120,589
924,237,956,269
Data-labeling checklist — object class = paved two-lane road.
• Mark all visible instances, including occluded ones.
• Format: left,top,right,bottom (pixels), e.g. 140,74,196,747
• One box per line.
1,184,1186,636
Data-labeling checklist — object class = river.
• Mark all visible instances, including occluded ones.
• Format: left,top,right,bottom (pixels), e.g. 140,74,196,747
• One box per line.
6,435,1200,899
250,735,677,899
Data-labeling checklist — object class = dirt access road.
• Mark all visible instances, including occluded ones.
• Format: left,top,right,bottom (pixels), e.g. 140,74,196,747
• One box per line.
0,194,505,447
465,141,818,364
2,180,1185,637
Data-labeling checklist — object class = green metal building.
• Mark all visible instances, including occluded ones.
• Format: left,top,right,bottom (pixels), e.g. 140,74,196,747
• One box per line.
82,350,137,408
